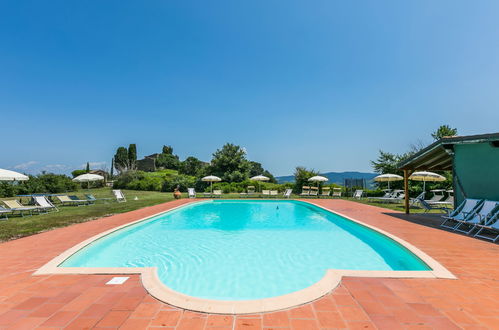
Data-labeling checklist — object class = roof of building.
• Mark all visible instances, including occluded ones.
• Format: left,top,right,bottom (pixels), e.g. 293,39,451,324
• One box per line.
398,132,499,171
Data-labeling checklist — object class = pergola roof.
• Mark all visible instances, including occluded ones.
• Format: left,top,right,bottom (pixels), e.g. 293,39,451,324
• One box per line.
399,132,499,171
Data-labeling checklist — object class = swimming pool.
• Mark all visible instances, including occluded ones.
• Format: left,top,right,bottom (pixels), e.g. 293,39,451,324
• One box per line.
60,200,431,301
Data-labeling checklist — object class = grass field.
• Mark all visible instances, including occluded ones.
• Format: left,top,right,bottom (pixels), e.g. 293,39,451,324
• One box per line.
0,188,179,242
0,189,446,242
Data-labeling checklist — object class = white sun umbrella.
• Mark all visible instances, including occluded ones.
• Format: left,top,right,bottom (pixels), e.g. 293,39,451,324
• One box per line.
201,175,222,193
308,175,328,187
409,171,446,194
250,175,270,192
374,174,403,190
0,169,29,181
72,173,104,189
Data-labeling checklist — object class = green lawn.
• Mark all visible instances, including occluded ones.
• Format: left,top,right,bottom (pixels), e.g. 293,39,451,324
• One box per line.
0,189,446,242
0,188,180,242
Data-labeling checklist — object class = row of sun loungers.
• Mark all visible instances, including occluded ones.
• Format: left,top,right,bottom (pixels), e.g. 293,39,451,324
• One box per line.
300,186,342,198
188,188,293,198
440,198,499,242
0,190,126,220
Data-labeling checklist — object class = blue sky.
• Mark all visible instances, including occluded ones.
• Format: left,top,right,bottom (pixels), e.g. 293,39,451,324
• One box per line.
2,1,499,176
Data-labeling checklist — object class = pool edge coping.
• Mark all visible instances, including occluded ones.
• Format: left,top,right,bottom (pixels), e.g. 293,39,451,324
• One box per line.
34,199,456,314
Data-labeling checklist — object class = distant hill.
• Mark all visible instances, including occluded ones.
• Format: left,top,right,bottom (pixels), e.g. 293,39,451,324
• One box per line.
276,171,377,185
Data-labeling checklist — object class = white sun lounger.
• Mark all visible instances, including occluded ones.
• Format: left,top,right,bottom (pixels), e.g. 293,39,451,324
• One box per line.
188,188,196,198
113,190,126,202
34,196,58,212
283,189,292,198
353,190,363,199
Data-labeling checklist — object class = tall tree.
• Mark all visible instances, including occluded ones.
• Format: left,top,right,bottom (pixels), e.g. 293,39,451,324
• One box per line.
128,144,137,170
431,125,458,141
293,166,319,193
180,156,205,176
162,145,173,155
110,158,114,178
114,146,129,174
85,162,90,173
249,161,276,183
210,143,250,182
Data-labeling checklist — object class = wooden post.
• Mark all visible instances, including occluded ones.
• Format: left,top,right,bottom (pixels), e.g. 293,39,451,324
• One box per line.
404,169,410,214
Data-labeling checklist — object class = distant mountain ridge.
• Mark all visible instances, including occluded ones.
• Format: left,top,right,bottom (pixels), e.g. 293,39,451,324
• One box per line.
276,171,377,185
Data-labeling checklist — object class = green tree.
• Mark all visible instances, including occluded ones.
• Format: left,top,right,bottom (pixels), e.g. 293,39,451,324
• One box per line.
128,144,137,170
71,169,87,178
114,146,129,174
110,158,114,178
209,143,250,182
370,151,407,175
85,162,90,172
293,166,319,193
248,161,276,183
180,156,205,176
431,125,458,141
162,145,173,154
155,153,180,170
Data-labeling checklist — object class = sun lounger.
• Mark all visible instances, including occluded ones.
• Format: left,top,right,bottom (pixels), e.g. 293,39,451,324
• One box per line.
440,198,482,229
213,190,222,198
352,190,363,199
428,190,454,206
300,186,310,197
203,191,212,198
283,189,292,198
454,200,499,234
332,188,342,198
474,208,499,242
240,186,256,198
320,187,331,198
34,196,58,212
85,194,113,203
425,189,445,203
69,195,91,205
188,188,196,198
308,187,319,197
113,190,126,202
57,195,88,206
0,206,12,220
417,197,451,213
261,190,270,197
2,200,38,216
270,190,278,198
371,190,404,203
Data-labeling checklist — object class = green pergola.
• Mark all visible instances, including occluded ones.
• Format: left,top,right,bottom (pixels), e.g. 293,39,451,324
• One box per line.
398,133,499,214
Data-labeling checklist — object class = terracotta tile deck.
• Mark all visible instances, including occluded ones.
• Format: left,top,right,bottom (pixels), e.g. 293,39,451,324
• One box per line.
0,199,498,329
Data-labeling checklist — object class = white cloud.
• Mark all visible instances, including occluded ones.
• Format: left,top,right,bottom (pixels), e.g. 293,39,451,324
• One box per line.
13,161,39,170
78,161,107,169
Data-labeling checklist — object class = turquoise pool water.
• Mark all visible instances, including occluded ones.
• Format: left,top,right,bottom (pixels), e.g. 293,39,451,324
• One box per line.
61,200,430,300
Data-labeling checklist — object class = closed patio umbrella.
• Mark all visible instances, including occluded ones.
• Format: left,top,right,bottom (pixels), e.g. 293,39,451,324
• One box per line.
73,173,104,189
0,169,29,181
409,171,446,194
201,175,222,193
374,174,403,190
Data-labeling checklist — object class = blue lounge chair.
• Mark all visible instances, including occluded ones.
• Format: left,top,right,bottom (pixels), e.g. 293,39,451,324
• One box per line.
440,198,482,229
454,200,499,234
474,209,499,242
417,198,450,213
